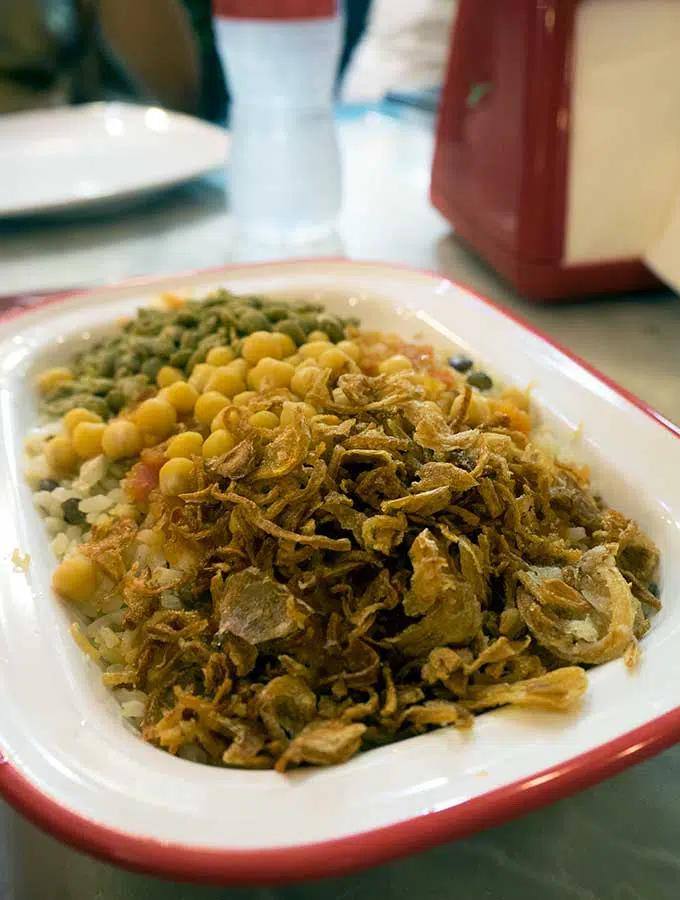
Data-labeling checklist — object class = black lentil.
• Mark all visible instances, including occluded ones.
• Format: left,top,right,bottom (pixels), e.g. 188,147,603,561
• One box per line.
62,497,86,525
467,371,493,391
449,354,474,373
38,479,59,492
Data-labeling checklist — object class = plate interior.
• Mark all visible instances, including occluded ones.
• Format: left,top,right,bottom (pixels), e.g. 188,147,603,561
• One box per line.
0,260,679,851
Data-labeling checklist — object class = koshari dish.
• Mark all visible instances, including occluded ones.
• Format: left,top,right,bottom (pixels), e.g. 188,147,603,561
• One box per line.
26,290,660,772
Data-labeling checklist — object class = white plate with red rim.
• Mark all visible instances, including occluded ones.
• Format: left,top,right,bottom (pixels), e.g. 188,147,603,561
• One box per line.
0,102,229,219
0,259,679,886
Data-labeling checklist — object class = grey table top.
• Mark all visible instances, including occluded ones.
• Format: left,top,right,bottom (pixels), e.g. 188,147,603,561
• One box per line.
2,107,680,900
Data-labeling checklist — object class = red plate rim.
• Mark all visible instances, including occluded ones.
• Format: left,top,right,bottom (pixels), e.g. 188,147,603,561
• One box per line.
2,257,679,885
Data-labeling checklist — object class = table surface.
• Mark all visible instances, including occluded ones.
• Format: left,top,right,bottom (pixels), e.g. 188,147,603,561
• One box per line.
3,106,680,900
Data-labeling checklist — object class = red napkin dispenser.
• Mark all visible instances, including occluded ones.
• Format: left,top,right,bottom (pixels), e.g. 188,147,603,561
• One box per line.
430,0,679,301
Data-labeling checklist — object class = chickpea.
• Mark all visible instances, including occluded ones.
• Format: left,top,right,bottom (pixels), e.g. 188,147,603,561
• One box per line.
205,346,235,366
300,340,332,360
166,431,203,458
290,365,320,397
337,340,360,362
101,420,143,460
378,354,413,375
242,331,284,364
224,358,250,380
64,407,101,435
318,347,353,377
188,363,216,392
272,332,296,358
307,330,331,343
280,401,316,426
249,410,279,429
72,421,107,459
52,555,97,603
45,435,78,475
133,398,177,438
247,358,295,391
202,429,236,458
194,391,229,426
156,366,185,389
158,458,195,496
36,367,72,395
159,381,199,415
205,367,246,398
233,390,257,407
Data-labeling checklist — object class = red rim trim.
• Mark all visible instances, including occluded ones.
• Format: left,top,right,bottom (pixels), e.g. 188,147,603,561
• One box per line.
1,258,678,885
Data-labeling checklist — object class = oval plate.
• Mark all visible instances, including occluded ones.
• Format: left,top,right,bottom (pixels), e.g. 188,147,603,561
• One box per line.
1,259,680,885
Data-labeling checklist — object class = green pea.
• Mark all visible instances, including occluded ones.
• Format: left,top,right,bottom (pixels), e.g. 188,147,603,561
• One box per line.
107,389,126,413
264,305,290,323
169,349,192,369
237,310,271,334
296,313,319,335
317,314,345,343
141,358,162,380
274,319,306,346
176,311,199,327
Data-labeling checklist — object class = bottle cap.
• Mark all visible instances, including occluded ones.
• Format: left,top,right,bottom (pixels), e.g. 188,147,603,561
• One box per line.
213,0,335,19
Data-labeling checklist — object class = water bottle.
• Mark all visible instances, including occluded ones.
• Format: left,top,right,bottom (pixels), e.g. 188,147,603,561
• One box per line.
214,0,343,245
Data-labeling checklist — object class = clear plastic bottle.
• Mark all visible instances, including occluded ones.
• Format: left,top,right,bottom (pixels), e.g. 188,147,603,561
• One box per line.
214,1,343,244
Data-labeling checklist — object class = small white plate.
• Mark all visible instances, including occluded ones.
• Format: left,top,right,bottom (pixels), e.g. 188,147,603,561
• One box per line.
1,260,679,885
0,103,228,218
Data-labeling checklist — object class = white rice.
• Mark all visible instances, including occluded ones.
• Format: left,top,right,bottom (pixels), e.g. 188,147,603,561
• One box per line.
26,426,151,730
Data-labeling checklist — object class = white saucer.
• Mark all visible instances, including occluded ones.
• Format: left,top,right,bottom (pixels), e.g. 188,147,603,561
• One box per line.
0,102,229,218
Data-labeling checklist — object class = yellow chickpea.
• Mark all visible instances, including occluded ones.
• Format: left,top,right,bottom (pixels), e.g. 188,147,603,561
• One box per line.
247,358,295,391
205,367,246,398
233,390,257,407
159,381,199,415
307,330,331,343
72,421,107,459
202,429,236,458
101,420,143,460
249,410,279,429
224,358,250,380
280,401,316,426
290,365,321,397
63,407,101,434
300,340,331,360
242,331,284,364
272,332,296,358
133,398,177,438
158,458,195,496
379,354,413,375
284,354,303,367
194,391,229,426
52,555,98,603
36,367,73,395
205,346,235,366
188,363,217,392
318,347,353,378
337,340,360,362
156,366,185,389
166,431,204,458
45,435,78,475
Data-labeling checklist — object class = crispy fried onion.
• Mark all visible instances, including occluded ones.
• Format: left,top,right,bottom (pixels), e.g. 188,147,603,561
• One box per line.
81,358,658,772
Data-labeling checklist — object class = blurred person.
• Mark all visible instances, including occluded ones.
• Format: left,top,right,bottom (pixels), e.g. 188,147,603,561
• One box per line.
0,0,203,115
0,0,371,121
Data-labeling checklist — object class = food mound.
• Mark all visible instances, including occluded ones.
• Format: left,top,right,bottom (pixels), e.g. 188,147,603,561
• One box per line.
26,290,660,772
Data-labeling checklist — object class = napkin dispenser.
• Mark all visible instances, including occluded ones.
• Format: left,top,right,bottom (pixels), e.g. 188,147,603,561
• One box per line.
431,0,680,301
